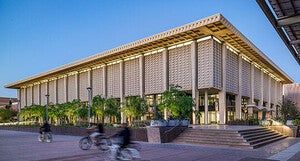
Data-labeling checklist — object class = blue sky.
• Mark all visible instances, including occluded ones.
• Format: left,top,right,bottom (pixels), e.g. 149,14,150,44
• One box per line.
1,0,299,98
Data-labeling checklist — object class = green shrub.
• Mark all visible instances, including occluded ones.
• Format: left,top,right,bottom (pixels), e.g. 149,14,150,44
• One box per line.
0,108,13,123
292,119,300,126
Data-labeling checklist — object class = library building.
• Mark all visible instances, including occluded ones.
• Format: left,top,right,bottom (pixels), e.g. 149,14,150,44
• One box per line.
5,14,293,125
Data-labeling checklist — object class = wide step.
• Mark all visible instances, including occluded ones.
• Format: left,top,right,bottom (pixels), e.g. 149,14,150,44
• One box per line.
172,127,287,149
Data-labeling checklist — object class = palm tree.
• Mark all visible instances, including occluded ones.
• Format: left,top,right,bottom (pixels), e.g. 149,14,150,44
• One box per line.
105,97,121,123
159,84,195,120
92,95,106,123
122,96,148,125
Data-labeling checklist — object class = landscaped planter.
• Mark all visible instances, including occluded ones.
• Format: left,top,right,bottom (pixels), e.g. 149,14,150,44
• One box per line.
150,120,167,126
180,119,189,126
168,120,180,126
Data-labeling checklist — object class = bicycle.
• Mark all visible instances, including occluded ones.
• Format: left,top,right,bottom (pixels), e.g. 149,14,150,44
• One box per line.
104,137,141,161
38,132,53,143
79,131,110,151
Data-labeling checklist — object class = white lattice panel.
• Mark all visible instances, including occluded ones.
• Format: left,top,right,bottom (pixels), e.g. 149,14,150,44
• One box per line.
26,86,32,105
254,67,261,100
169,45,192,90
198,39,214,89
107,64,120,98
48,81,56,104
33,85,39,105
57,78,65,104
145,52,163,94
213,40,222,89
241,59,251,97
21,88,26,107
124,58,140,96
68,75,76,101
270,78,275,104
79,72,89,101
278,83,283,103
263,73,269,102
40,83,47,105
92,68,104,97
226,49,239,94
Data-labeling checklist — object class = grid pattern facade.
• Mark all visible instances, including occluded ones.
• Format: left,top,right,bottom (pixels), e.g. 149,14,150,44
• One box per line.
254,66,261,100
107,64,120,98
40,83,47,105
198,39,214,89
124,58,140,96
212,40,222,89
48,80,56,104
241,59,251,97
226,49,239,94
278,83,283,103
263,73,269,101
145,52,164,94
33,85,39,104
79,72,89,101
57,78,65,104
270,78,275,104
92,68,104,97
26,86,32,106
68,75,76,101
169,45,192,90
21,88,26,107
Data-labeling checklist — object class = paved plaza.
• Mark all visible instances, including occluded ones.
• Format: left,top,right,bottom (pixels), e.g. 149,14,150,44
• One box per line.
0,130,300,161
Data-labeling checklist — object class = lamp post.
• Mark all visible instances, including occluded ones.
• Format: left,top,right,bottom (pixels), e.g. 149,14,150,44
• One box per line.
45,94,49,122
87,87,92,127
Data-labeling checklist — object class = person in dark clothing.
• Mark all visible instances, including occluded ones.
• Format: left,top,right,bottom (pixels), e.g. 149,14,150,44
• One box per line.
39,121,51,134
115,123,131,148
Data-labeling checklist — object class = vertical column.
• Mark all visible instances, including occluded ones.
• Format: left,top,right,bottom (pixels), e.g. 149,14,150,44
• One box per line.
162,48,169,120
260,70,264,106
102,65,107,98
191,40,199,124
267,76,271,107
17,89,21,111
119,60,126,123
236,55,242,120
204,90,208,124
54,79,58,104
139,54,145,98
46,81,49,95
250,63,254,104
88,69,92,96
64,76,68,102
38,84,41,105
25,87,27,106
274,81,278,107
31,86,34,105
75,73,79,100
219,44,227,124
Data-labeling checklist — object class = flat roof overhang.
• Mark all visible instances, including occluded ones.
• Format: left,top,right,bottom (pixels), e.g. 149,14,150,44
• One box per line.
257,0,300,65
5,13,293,89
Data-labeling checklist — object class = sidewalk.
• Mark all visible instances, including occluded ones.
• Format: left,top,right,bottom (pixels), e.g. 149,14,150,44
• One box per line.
268,141,300,161
0,130,300,161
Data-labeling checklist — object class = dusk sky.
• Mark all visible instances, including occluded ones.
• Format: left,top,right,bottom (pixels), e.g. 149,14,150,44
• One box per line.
1,0,299,98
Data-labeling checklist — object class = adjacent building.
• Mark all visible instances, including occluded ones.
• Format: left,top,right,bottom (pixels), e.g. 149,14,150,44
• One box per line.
5,14,293,124
284,83,300,111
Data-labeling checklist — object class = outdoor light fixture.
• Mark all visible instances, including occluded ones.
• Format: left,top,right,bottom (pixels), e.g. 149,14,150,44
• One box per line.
87,87,92,127
45,94,49,122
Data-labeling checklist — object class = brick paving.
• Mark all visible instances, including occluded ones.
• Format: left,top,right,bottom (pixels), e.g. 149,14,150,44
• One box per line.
0,130,300,161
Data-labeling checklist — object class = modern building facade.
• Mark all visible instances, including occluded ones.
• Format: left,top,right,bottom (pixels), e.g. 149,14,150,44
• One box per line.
284,83,300,112
5,14,293,124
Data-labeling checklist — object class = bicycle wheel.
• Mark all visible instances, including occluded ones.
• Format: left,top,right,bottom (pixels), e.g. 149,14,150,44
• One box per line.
97,138,110,151
79,137,92,150
45,133,53,143
128,142,141,151
38,134,43,142
119,148,133,160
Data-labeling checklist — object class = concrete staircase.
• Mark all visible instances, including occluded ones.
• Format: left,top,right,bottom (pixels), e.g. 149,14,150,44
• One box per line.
172,127,287,149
